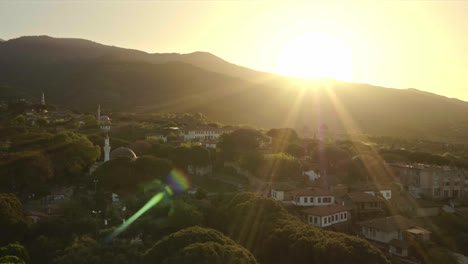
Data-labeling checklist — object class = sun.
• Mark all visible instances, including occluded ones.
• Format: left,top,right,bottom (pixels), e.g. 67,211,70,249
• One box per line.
276,32,353,81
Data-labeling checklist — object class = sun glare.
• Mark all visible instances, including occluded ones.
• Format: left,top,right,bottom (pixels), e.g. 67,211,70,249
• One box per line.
276,32,353,81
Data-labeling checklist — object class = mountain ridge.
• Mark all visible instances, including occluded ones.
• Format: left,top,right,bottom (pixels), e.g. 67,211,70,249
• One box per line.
1,35,468,142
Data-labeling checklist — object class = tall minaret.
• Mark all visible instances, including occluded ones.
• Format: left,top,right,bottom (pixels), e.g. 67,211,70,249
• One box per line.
41,92,45,105
97,104,101,121
103,134,111,162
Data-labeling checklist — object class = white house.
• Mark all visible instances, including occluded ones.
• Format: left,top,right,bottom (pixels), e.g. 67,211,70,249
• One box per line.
303,169,321,181
358,215,430,258
364,189,392,200
204,140,217,149
270,185,294,202
146,134,167,143
358,215,413,244
181,126,231,142
302,205,350,228
291,188,335,206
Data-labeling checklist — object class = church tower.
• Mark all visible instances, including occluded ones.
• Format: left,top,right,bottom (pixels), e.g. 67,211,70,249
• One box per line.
41,92,45,105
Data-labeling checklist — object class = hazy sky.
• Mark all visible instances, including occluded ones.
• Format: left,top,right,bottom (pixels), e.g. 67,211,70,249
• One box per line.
1,1,468,101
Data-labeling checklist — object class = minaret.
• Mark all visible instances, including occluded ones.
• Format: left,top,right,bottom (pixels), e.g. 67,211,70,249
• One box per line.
97,104,101,122
103,134,111,162
41,92,45,105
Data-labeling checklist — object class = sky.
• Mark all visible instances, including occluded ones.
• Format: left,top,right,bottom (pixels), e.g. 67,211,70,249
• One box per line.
1,1,468,101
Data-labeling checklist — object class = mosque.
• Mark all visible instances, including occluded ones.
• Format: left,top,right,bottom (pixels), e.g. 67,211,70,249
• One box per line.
89,105,137,174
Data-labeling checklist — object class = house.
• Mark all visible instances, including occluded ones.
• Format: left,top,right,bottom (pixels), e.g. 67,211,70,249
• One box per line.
187,164,212,176
204,139,217,149
392,194,440,217
146,134,167,143
303,169,320,181
270,184,295,202
343,192,386,221
389,163,468,198
291,188,335,206
181,126,231,142
301,204,350,230
358,215,431,258
25,210,49,223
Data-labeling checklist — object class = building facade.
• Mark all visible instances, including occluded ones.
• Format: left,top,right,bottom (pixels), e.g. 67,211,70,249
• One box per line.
302,205,350,229
291,188,335,206
181,126,231,142
390,163,468,198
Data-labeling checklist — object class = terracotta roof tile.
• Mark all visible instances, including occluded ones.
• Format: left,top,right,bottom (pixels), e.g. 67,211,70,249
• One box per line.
291,188,332,196
358,215,414,232
302,205,350,216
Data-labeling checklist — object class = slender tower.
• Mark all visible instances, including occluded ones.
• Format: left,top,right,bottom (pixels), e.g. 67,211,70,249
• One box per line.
41,92,45,105
103,134,111,162
97,104,101,122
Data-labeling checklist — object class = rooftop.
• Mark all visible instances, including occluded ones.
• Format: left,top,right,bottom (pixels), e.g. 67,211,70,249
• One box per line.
346,192,384,203
358,215,414,232
302,205,350,216
290,187,332,197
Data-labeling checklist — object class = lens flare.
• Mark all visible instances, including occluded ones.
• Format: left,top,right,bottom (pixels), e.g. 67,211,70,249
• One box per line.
166,168,190,193
106,192,166,241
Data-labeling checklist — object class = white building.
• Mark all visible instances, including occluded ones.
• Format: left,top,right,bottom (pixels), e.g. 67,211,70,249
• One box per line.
302,205,350,228
303,169,321,181
291,188,335,206
146,134,167,143
270,185,294,202
181,126,231,142
358,215,431,258
364,189,392,200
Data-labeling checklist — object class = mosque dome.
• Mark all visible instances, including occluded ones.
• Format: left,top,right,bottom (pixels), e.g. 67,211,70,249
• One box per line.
100,115,111,122
110,147,137,160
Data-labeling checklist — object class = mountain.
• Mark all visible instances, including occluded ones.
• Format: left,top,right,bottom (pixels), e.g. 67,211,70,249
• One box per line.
1,35,468,142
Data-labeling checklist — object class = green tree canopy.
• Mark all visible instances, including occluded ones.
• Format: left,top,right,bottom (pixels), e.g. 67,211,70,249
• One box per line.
143,226,257,264
0,194,30,245
0,243,29,264
218,129,265,161
168,200,203,230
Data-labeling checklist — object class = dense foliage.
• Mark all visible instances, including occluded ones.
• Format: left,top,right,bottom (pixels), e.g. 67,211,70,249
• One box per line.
143,226,257,264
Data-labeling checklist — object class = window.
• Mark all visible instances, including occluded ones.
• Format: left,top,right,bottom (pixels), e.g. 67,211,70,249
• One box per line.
318,197,322,203
324,218,328,224
314,217,318,224
309,197,313,203
395,247,402,254
344,212,347,219
303,197,307,203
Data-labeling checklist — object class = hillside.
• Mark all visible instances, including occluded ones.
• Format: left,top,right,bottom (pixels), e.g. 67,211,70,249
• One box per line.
1,36,468,142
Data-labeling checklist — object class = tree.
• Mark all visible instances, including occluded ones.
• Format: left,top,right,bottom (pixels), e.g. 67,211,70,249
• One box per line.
189,146,211,166
0,243,29,264
0,151,54,194
47,132,100,178
168,200,203,230
218,129,265,161
259,153,302,181
214,193,389,264
0,194,30,245
11,115,26,127
143,226,257,264
267,128,299,153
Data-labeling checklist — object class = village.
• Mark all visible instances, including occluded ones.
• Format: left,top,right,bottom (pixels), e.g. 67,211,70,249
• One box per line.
1,95,465,264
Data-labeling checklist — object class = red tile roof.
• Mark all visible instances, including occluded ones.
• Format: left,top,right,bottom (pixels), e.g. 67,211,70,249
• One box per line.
358,215,414,232
346,192,384,202
291,188,332,197
302,205,350,216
